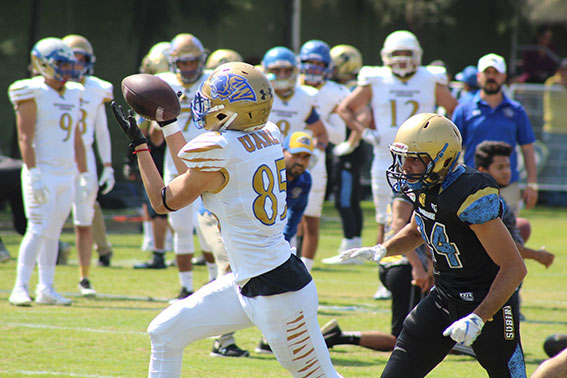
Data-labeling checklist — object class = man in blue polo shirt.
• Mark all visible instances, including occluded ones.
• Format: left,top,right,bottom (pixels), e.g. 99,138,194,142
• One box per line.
282,131,313,243
452,53,538,214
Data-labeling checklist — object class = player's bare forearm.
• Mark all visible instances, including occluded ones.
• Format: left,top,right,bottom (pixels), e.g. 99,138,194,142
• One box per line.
382,217,424,257
337,86,371,134
163,130,188,175
470,219,527,321
15,100,37,168
74,126,88,173
134,144,168,214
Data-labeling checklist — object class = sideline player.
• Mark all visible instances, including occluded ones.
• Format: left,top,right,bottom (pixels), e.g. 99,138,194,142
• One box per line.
340,113,527,377
297,40,350,270
336,30,458,246
8,37,89,306
155,33,217,299
112,62,340,377
63,34,114,294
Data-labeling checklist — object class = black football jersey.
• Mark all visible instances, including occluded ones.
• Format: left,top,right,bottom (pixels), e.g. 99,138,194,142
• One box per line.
408,165,503,303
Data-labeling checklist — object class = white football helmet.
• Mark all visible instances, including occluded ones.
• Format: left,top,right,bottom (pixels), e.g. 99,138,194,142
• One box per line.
62,34,95,78
168,33,206,84
380,30,422,77
31,37,76,82
191,62,274,132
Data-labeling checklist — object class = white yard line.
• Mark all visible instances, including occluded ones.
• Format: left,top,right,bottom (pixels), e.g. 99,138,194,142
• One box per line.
2,322,146,335
0,370,125,378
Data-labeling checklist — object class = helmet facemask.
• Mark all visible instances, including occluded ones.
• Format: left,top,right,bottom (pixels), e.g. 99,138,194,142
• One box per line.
386,142,457,194
31,38,77,83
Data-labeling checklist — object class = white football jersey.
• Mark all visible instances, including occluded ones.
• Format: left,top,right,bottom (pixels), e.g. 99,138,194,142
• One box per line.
269,85,317,141
8,76,84,173
303,80,350,145
157,71,210,180
178,122,291,286
78,76,113,149
359,65,447,163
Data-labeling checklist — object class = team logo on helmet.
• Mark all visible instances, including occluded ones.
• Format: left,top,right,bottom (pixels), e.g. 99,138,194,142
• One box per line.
209,72,256,103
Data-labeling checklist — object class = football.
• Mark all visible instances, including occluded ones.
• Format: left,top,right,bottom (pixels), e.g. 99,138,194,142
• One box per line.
121,73,181,122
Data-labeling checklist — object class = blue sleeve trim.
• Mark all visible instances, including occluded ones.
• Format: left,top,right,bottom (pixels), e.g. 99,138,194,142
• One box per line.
305,107,320,125
458,193,501,224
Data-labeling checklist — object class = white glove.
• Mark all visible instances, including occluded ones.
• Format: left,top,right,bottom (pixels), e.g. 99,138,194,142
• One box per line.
28,167,49,204
308,147,321,170
339,244,387,264
98,166,115,195
361,128,380,146
443,313,484,346
332,140,360,157
78,172,91,201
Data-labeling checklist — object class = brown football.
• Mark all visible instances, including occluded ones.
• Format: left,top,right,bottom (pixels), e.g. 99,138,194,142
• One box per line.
121,74,181,122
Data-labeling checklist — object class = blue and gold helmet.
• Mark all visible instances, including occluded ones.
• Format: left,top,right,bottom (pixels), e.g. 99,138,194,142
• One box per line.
168,33,206,84
31,37,76,82
191,62,274,131
262,46,298,92
298,40,332,86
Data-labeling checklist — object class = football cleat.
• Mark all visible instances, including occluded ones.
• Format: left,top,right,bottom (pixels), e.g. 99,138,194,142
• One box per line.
97,252,112,267
254,339,273,354
35,286,72,306
78,278,96,296
210,342,250,358
168,287,193,304
9,286,32,306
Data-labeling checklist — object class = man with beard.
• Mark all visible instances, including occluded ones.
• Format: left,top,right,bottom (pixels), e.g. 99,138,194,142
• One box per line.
452,53,538,214
282,132,313,243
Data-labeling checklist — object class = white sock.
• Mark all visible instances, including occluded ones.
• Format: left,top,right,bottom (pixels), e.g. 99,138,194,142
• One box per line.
206,262,217,281
15,232,45,288
178,271,193,291
301,257,314,272
142,220,153,251
37,237,58,290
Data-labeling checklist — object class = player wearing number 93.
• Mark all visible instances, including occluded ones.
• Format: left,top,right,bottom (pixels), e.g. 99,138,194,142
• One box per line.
111,62,341,377
340,113,528,377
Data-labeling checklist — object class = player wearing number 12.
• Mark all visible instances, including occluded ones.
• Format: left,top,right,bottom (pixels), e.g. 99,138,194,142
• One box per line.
340,113,527,377
337,30,458,245
112,62,340,377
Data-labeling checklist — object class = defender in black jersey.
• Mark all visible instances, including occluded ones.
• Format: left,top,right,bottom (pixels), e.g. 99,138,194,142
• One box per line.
340,113,528,378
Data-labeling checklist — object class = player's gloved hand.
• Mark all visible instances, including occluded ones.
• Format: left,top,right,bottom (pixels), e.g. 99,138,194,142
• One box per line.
111,101,147,150
443,313,484,346
78,172,91,201
361,128,380,146
308,147,321,170
339,244,387,264
98,166,115,195
28,167,49,204
332,140,360,157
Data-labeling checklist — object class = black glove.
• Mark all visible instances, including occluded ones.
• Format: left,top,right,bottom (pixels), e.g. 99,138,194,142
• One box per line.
111,101,147,151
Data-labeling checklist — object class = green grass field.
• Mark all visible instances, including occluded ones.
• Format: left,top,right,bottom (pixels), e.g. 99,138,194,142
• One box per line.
0,202,566,377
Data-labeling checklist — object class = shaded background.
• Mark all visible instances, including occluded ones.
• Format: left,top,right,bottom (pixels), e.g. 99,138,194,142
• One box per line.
1,0,566,179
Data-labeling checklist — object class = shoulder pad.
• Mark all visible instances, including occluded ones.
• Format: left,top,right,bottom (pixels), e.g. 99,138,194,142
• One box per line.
424,65,449,85
457,186,501,224
178,132,227,171
87,76,114,102
357,66,382,86
8,78,40,105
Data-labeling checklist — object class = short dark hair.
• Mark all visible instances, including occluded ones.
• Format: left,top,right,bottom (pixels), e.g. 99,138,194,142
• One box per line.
474,141,513,169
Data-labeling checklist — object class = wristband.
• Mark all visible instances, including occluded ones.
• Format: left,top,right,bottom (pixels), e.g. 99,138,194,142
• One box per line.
133,148,151,155
161,120,181,137
527,182,538,190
